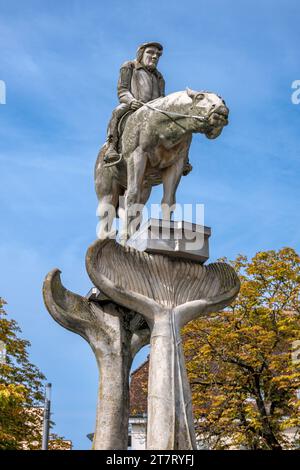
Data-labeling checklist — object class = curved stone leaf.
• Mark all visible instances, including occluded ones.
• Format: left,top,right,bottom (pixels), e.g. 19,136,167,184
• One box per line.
86,239,240,323
43,269,95,340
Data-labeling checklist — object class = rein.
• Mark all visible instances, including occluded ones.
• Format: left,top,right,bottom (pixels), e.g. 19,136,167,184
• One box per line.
137,100,209,132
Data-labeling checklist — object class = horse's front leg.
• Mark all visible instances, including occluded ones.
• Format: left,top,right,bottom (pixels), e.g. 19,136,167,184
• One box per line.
161,158,185,220
121,146,147,242
95,156,121,240
96,193,119,240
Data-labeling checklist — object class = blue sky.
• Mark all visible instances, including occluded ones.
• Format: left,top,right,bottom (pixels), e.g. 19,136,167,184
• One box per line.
0,0,299,449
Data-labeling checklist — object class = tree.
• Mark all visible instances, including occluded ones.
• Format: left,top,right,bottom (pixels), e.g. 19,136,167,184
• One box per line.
0,297,68,449
0,383,29,449
48,433,72,450
183,247,300,450
0,299,71,450
0,297,46,449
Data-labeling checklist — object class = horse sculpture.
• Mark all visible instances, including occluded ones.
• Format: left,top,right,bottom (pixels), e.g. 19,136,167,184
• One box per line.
95,88,229,240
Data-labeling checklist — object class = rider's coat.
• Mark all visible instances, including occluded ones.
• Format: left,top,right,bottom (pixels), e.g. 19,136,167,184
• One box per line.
117,60,165,105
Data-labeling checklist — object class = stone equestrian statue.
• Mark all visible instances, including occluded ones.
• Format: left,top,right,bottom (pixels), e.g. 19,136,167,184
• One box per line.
96,41,229,240
104,41,192,174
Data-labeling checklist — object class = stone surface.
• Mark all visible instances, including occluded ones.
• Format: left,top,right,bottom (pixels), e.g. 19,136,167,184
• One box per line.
126,218,211,263
86,239,240,450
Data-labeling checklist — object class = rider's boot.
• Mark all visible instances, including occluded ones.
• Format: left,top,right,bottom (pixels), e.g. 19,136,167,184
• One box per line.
104,135,120,164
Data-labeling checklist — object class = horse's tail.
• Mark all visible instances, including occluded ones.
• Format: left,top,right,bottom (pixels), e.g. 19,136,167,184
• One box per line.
103,153,123,168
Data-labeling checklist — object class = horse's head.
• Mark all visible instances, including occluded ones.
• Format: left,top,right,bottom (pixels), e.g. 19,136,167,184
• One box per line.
186,88,229,139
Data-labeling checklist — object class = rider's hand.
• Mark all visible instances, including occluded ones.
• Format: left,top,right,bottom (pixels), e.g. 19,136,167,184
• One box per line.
130,99,143,110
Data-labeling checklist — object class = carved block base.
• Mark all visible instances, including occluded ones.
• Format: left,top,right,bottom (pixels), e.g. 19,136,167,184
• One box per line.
126,218,211,263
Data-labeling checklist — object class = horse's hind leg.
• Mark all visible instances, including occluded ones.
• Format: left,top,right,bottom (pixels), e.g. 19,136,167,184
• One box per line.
121,146,147,241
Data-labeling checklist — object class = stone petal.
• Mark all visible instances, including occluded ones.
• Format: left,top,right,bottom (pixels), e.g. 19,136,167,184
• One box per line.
86,239,240,322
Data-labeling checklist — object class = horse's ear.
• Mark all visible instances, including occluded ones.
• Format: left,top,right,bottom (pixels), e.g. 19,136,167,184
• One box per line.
186,87,197,99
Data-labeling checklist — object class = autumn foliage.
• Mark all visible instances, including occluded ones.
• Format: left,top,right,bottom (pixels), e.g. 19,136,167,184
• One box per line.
183,248,300,450
0,298,46,449
0,299,70,449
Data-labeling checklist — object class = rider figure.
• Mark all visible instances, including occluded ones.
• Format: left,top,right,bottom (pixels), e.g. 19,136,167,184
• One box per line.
104,42,192,175
104,42,165,163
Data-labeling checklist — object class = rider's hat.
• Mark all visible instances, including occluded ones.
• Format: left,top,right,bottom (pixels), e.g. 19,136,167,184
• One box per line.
136,42,163,55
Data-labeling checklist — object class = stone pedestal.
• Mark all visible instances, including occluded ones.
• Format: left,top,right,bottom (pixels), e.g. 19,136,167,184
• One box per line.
126,218,211,263
44,218,240,450
85,228,240,450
